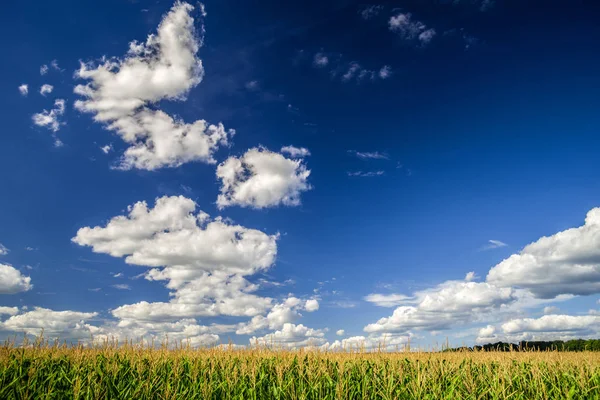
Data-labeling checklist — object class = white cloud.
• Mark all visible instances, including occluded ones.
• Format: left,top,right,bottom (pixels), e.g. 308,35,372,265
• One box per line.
323,333,410,351
487,207,600,298
543,306,560,315
379,65,392,79
236,296,305,335
389,13,436,45
0,264,32,294
348,150,389,160
73,196,278,324
342,62,374,82
112,284,131,290
0,307,98,339
305,299,319,312
476,314,600,343
50,60,61,71
313,53,329,67
73,196,278,277
250,323,326,349
40,65,48,75
216,147,311,209
39,84,53,96
74,2,233,171
18,84,28,96
360,5,383,20
336,329,345,336
280,145,310,158
92,318,224,347
502,314,600,335
0,243,8,255
245,80,259,90
364,293,412,307
0,307,19,316
364,280,515,334
347,171,384,177
478,324,495,338
100,144,113,154
32,98,65,132
481,239,508,250
418,29,436,45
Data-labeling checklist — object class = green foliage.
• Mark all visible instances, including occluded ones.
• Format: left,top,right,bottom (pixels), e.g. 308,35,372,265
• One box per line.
446,339,600,352
0,342,599,399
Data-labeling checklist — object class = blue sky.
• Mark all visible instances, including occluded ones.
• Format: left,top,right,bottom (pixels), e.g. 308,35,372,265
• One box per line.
1,0,600,349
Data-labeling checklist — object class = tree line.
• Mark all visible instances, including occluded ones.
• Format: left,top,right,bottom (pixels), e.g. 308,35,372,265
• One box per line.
446,339,600,352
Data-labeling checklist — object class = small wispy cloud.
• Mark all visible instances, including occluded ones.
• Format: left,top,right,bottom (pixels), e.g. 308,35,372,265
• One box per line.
360,5,383,20
281,145,311,158
88,288,102,292
40,64,49,75
40,84,53,96
364,293,412,307
313,53,329,67
347,171,385,177
18,84,28,96
480,239,508,251
32,98,66,132
0,243,9,255
245,80,259,91
112,272,123,278
348,150,389,160
389,13,436,46
100,144,113,154
112,284,131,290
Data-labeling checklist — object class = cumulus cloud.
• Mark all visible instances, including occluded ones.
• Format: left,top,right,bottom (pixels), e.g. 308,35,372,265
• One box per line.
100,144,113,154
73,195,277,277
216,147,311,209
250,323,326,349
18,84,28,96
32,99,65,133
477,314,600,343
235,297,305,335
0,307,98,339
0,307,19,316
336,329,345,336
305,299,319,312
364,280,515,334
92,318,223,347
74,1,233,170
487,207,600,298
39,84,53,96
0,264,32,294
280,145,310,158
74,196,278,324
323,333,410,351
389,13,436,45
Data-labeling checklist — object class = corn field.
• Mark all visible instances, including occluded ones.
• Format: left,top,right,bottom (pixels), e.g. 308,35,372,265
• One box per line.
0,339,599,399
